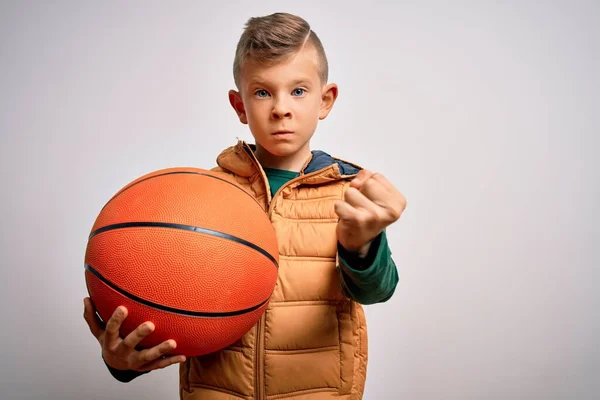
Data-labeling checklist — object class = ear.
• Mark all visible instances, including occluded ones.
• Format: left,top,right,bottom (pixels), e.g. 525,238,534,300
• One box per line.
228,89,248,124
319,83,339,120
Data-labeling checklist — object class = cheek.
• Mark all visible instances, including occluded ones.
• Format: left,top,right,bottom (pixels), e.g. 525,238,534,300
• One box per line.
246,102,269,120
296,98,320,117
307,99,322,120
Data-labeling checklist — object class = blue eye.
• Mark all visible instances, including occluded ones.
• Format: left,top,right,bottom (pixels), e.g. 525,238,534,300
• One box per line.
292,88,306,96
255,90,269,98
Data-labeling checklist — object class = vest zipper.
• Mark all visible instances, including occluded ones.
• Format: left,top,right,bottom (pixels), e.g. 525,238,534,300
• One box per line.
241,142,356,400
242,143,267,400
255,315,265,400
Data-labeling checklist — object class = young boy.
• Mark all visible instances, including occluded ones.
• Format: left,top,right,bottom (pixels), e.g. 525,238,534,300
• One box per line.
83,12,406,400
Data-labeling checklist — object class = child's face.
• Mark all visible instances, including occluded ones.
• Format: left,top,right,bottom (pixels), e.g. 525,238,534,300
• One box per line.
229,45,337,162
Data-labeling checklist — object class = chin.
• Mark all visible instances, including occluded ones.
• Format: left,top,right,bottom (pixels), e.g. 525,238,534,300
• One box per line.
253,132,312,158
264,144,300,157
263,143,302,157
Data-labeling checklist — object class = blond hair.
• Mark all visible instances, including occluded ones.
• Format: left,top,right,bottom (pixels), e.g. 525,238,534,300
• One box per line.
233,12,329,88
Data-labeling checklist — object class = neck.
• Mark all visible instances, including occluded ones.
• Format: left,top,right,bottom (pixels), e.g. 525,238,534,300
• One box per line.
254,143,311,172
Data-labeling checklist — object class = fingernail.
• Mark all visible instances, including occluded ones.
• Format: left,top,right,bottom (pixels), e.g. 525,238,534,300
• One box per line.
142,323,151,333
116,307,124,316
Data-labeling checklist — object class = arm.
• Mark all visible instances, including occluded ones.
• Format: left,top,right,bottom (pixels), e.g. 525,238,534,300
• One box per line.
334,170,406,304
337,230,399,305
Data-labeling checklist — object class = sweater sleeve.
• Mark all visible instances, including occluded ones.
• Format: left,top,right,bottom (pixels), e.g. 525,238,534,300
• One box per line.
103,356,150,383
337,230,399,305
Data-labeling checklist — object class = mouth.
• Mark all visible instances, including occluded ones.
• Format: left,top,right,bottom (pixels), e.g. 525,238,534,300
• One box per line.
272,130,294,136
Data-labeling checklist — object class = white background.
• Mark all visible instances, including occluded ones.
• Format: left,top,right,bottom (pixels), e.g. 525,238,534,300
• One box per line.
1,1,598,399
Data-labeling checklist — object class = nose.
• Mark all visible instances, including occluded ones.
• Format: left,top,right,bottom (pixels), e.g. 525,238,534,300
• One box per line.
271,98,292,120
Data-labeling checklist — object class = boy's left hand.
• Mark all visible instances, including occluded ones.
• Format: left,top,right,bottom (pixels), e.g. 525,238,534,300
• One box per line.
334,170,406,256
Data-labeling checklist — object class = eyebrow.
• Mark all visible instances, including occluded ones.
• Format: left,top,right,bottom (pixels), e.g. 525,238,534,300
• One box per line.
248,78,312,87
289,79,311,86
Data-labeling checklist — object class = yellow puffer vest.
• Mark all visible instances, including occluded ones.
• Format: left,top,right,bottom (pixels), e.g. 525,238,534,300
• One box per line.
179,141,368,400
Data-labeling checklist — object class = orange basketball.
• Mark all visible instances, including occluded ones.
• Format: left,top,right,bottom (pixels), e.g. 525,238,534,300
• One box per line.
84,167,278,356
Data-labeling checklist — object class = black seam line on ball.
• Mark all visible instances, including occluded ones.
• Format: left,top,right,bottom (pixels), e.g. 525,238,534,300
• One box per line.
88,222,278,269
84,264,271,318
100,171,262,212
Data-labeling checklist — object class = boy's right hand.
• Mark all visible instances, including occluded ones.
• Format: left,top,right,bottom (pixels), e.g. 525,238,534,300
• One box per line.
83,297,186,372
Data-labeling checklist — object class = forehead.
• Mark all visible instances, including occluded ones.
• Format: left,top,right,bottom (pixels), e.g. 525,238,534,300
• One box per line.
241,45,321,87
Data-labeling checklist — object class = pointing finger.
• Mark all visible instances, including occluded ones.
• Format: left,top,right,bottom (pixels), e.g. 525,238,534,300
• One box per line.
369,173,398,193
343,187,379,215
334,200,359,222
350,170,373,189
359,176,389,202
